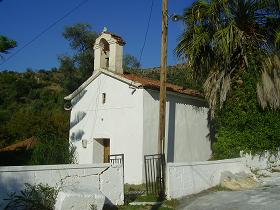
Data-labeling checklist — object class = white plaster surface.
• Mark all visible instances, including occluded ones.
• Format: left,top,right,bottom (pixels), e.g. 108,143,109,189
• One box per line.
70,32,212,185
55,185,105,210
70,73,144,184
70,72,212,184
94,32,124,73
143,89,212,163
166,158,250,199
241,151,280,171
0,164,124,209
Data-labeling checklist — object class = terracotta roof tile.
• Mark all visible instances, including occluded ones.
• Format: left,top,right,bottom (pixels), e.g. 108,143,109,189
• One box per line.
0,137,37,152
104,32,126,45
120,73,204,98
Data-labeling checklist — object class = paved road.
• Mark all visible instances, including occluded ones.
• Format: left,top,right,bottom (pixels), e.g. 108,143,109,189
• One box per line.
179,172,280,210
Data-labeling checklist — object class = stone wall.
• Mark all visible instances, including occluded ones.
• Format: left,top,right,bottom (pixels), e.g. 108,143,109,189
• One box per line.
0,163,124,208
166,158,250,199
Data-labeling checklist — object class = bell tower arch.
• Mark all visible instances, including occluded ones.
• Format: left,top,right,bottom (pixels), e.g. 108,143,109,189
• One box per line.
93,30,126,73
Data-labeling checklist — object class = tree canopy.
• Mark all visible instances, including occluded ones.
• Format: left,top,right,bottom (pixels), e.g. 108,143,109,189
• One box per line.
123,54,141,70
176,0,280,158
0,35,16,57
176,0,280,116
59,23,98,79
0,23,144,165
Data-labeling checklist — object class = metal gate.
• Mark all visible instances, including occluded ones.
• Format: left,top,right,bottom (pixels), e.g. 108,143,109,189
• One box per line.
109,154,124,179
144,154,166,197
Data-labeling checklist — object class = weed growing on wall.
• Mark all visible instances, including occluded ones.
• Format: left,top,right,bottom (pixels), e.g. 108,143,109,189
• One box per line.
4,183,58,210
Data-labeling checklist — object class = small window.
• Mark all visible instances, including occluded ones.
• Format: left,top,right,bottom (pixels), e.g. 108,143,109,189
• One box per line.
102,93,106,104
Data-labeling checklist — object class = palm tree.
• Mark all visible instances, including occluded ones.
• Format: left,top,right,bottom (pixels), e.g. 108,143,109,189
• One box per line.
176,0,280,117
257,55,280,110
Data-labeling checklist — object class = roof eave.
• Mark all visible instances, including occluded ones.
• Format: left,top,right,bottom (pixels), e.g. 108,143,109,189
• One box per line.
64,70,101,101
100,69,142,88
64,69,142,101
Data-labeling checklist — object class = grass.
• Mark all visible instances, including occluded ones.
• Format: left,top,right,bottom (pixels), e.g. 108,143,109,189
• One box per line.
208,185,232,192
134,194,165,202
121,184,177,209
124,183,146,192
118,200,177,210
118,205,174,210
124,184,146,204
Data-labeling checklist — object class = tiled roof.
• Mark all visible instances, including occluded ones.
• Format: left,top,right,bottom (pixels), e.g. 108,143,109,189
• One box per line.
0,137,36,152
120,72,204,98
64,69,204,101
104,32,126,46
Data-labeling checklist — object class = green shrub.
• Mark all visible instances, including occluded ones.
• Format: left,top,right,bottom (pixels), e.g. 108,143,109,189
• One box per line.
30,130,76,165
4,183,58,210
212,70,280,159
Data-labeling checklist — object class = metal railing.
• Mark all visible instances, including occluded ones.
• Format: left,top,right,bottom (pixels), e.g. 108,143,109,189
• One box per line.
144,154,166,197
109,154,124,166
109,154,124,184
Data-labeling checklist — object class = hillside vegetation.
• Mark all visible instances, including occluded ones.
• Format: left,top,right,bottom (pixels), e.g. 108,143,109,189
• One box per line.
1,3,280,166
0,65,195,165
0,69,81,165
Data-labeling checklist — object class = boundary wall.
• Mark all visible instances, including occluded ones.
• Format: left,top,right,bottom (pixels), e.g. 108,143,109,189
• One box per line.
0,163,124,208
166,158,250,199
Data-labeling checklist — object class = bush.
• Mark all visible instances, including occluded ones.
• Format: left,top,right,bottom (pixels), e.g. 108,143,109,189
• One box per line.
4,183,58,210
212,70,280,159
30,130,76,165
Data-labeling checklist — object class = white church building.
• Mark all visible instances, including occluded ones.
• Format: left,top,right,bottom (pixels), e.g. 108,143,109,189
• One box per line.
65,31,212,184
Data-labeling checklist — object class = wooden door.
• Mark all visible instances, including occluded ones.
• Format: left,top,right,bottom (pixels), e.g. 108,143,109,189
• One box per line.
103,139,110,163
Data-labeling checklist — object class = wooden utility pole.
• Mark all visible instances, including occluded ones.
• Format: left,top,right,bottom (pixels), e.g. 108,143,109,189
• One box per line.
158,0,168,154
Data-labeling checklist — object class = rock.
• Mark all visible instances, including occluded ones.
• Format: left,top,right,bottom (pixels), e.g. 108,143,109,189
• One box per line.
55,185,107,210
272,166,280,173
254,169,272,177
220,171,260,190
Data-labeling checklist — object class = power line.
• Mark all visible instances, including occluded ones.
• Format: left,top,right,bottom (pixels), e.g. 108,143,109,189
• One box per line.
0,0,90,66
139,0,154,65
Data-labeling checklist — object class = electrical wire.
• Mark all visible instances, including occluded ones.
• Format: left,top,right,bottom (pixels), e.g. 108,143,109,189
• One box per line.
0,0,90,66
138,0,154,65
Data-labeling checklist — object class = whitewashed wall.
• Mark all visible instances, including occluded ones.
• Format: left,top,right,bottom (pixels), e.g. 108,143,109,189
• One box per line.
166,158,250,199
241,151,280,171
143,89,212,163
70,72,212,184
0,164,123,208
70,73,144,184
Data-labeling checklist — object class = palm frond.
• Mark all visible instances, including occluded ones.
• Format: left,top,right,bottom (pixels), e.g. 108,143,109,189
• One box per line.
257,55,280,110
176,0,280,116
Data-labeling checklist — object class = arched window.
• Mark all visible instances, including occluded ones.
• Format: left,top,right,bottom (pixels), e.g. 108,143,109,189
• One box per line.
99,38,110,69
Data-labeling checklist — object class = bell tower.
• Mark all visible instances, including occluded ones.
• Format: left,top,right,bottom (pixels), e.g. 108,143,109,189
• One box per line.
93,29,126,73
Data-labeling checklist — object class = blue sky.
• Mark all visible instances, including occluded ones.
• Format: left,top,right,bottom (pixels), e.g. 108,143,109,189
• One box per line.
0,0,194,72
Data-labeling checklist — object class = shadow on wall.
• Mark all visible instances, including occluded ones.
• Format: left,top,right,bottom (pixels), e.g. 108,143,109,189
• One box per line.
71,90,87,107
102,197,118,210
147,89,211,162
70,111,86,129
0,173,118,210
69,90,88,143
167,100,175,163
0,174,26,209
207,111,216,149
70,130,85,142
149,89,207,108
